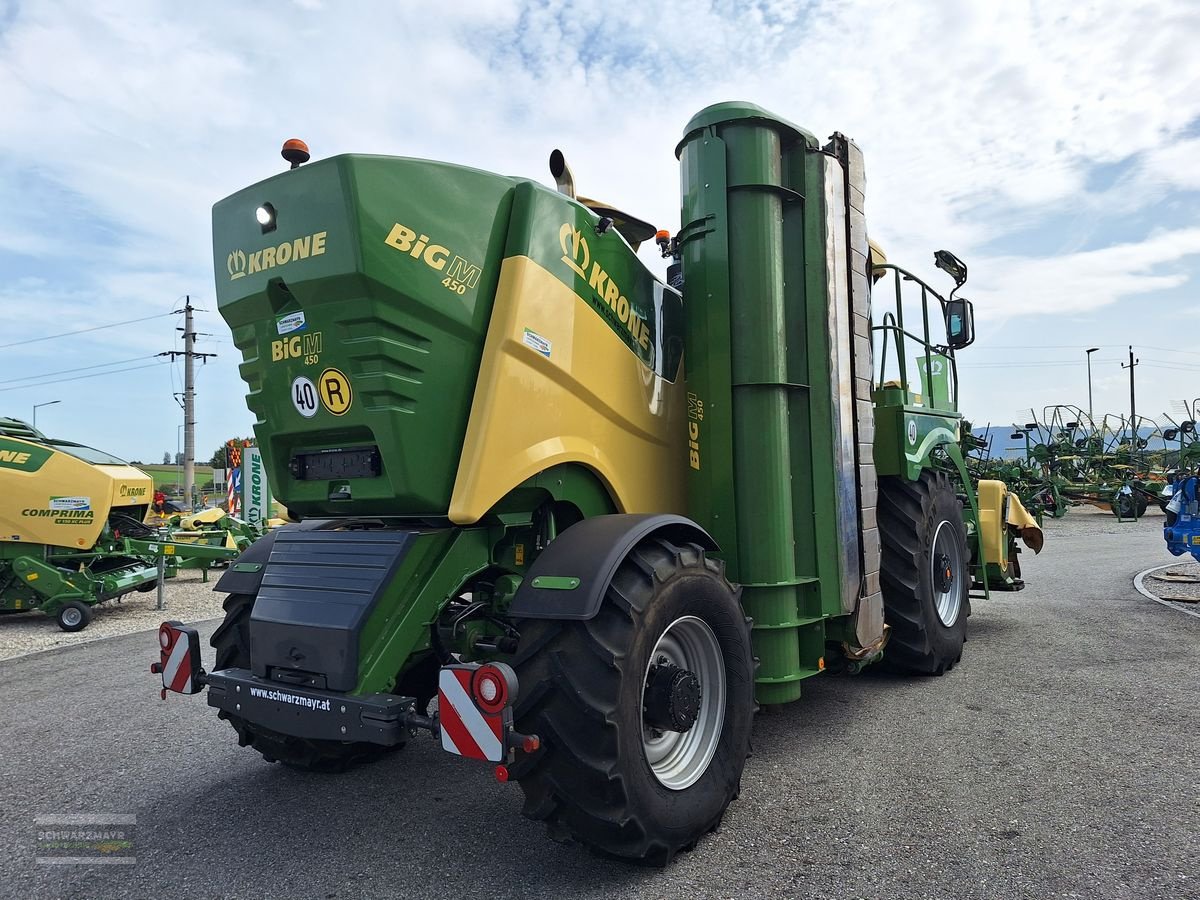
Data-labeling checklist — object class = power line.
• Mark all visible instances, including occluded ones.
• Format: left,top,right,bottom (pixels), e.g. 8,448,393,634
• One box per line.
1143,362,1200,372
1135,345,1200,358
0,360,170,393
0,312,177,349
0,355,158,386
968,358,1122,368
976,344,1125,350
975,344,1200,358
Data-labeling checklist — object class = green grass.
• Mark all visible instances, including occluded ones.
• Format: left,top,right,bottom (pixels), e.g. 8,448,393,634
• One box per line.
138,464,216,490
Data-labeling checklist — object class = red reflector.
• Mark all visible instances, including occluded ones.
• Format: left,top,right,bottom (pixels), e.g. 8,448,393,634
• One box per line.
471,664,510,715
494,765,509,783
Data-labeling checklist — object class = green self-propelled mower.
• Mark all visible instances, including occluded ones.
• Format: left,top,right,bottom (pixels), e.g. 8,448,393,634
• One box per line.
152,103,1030,864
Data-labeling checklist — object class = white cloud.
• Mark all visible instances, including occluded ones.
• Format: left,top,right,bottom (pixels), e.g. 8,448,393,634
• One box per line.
970,228,1200,319
1,0,1199,450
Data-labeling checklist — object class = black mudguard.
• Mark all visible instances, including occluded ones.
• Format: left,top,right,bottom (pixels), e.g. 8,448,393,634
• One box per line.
508,513,718,621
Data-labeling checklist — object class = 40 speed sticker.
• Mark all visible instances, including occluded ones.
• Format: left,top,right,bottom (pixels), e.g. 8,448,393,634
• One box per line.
291,375,319,418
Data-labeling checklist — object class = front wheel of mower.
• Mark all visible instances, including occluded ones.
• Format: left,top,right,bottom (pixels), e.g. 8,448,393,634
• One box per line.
510,537,755,865
879,471,970,674
210,592,399,772
56,600,92,632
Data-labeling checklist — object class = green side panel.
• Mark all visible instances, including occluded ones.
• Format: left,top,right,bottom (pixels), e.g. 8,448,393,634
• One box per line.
0,437,52,472
354,527,492,694
213,156,519,518
873,405,962,481
678,104,845,705
798,141,855,625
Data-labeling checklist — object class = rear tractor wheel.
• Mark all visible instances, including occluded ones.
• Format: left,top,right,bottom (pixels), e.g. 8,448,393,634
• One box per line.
510,536,755,865
879,470,970,674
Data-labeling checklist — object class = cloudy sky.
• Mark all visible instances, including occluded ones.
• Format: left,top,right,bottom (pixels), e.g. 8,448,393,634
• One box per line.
2,0,1199,465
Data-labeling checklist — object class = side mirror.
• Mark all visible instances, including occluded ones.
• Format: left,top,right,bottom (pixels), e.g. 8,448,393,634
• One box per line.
1010,431,1025,440
1183,420,1196,434
944,298,975,350
1164,428,1179,441
1024,422,1039,431
1066,421,1079,429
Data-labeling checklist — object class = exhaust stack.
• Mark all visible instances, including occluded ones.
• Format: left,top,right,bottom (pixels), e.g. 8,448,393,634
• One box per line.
549,149,576,199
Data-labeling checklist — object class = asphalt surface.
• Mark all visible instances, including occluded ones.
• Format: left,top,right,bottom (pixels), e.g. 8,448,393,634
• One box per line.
2,511,1197,899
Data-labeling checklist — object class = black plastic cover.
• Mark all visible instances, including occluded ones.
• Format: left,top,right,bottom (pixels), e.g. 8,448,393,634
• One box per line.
508,514,718,621
249,529,416,691
212,519,337,596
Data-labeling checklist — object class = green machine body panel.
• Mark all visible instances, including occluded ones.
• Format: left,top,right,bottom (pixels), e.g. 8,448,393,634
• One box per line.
677,103,881,704
214,157,521,519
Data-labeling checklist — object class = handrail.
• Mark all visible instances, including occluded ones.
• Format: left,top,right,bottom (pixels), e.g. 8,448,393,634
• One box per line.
870,264,959,413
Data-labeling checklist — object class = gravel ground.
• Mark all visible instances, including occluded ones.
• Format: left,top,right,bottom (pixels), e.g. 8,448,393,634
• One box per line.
1047,501,1165,534
0,509,1196,899
0,570,224,661
1145,562,1200,598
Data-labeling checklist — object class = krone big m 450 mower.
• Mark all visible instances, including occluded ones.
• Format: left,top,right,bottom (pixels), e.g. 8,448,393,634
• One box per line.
153,103,1033,863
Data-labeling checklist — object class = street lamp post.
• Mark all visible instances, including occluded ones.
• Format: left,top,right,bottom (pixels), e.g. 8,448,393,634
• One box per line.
1085,348,1099,422
32,400,61,428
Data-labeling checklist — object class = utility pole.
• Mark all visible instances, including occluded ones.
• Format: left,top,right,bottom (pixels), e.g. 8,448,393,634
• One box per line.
1121,345,1138,444
1085,347,1099,423
159,297,215,509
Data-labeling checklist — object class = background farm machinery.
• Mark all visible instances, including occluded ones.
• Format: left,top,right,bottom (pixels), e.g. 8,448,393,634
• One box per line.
965,405,1196,521
0,417,267,630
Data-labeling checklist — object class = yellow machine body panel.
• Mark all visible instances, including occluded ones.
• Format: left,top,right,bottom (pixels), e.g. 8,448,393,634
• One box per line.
977,479,1044,576
449,255,686,523
0,435,152,549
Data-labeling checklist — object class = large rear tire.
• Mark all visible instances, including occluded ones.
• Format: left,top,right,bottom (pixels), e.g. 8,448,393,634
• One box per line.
210,592,398,772
509,537,755,865
879,471,970,674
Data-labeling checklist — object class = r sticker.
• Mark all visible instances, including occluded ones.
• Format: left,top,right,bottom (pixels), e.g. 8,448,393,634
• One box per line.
318,368,352,416
907,420,918,445
291,375,319,418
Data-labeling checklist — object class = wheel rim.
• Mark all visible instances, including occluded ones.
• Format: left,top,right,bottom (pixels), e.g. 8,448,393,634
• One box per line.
61,607,82,628
930,520,964,627
642,615,726,791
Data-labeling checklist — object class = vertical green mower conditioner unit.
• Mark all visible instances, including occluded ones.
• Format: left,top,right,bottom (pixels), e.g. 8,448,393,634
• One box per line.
153,103,988,864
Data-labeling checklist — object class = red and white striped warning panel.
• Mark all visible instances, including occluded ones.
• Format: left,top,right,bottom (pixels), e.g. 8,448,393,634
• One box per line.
438,664,511,762
155,622,203,695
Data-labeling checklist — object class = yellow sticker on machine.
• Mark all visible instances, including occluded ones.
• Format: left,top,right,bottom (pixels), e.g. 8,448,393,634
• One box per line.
318,368,352,416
